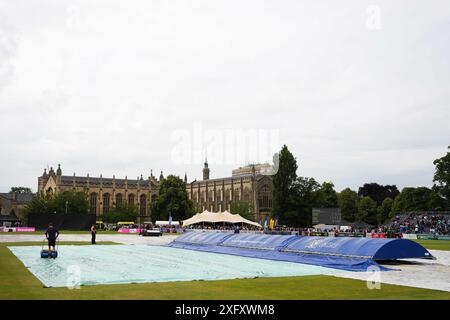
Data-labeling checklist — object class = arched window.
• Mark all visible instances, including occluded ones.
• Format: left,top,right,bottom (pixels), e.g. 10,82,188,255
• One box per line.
193,191,198,203
243,187,250,201
208,190,213,203
128,194,135,206
103,193,110,213
140,194,147,215
200,191,205,203
116,193,123,207
234,188,240,202
226,189,231,202
258,185,272,209
90,193,97,214
216,189,221,203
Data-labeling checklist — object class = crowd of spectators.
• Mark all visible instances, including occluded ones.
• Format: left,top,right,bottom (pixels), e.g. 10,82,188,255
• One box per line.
382,213,450,235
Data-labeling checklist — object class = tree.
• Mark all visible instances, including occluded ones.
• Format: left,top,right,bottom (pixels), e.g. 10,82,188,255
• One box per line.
357,196,377,224
23,193,53,221
103,202,139,223
358,183,399,206
23,190,89,216
9,187,32,194
433,146,450,209
54,191,90,214
390,187,436,215
315,182,338,208
377,197,393,224
290,177,321,227
338,188,359,222
272,145,298,225
430,185,448,211
230,200,254,221
151,175,195,221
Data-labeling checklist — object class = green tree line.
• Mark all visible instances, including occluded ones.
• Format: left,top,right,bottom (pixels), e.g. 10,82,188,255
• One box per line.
272,145,450,227
22,145,450,228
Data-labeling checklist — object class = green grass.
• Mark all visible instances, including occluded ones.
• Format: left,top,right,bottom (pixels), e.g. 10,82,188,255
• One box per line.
414,239,450,251
1,242,449,300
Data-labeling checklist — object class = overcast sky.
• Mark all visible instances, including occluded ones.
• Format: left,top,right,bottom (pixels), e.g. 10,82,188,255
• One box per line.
0,0,449,193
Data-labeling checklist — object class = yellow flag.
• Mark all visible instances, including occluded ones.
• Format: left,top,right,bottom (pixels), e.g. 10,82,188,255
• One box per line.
269,218,274,230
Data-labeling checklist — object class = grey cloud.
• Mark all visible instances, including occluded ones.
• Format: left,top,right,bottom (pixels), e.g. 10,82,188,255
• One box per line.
0,0,449,192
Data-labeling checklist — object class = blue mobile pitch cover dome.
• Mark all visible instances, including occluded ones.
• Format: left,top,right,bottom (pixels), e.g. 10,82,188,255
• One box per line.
282,236,433,260
168,232,433,271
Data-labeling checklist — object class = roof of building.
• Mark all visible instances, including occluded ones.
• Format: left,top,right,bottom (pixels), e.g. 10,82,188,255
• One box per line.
0,193,34,204
231,163,273,178
0,210,20,221
58,175,157,188
188,174,271,186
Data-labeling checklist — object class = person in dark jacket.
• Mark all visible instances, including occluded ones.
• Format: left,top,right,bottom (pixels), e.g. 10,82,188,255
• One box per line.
45,223,59,253
91,224,97,244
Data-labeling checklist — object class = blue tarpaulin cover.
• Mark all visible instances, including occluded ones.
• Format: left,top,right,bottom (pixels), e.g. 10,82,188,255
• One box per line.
168,232,433,271
9,245,339,287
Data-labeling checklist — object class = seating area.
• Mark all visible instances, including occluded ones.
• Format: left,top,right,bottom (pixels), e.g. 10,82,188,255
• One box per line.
383,213,450,235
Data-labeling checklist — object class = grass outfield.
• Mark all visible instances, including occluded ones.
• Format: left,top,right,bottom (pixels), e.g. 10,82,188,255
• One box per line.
414,239,450,251
1,242,449,300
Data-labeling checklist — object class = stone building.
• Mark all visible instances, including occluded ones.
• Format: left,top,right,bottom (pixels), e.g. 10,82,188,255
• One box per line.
0,192,34,224
37,162,274,222
186,160,273,222
37,165,161,216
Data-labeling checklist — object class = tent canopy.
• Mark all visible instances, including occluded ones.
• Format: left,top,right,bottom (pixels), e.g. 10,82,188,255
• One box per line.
182,210,262,228
155,220,180,226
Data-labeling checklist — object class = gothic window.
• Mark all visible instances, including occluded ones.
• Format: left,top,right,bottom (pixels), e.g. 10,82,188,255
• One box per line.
102,193,110,213
208,190,213,203
243,188,250,201
258,185,272,209
116,193,123,207
140,194,147,215
193,191,198,203
234,188,240,202
90,193,97,214
200,191,205,203
128,194,135,206
228,189,232,202
216,190,221,203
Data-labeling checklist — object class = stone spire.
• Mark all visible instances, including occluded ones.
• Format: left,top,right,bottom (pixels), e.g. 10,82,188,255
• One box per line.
203,157,210,180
